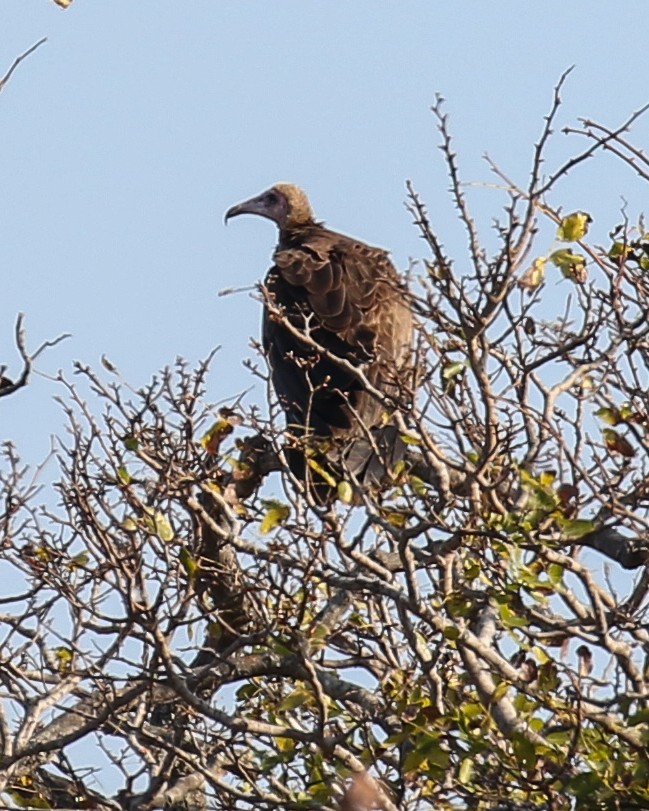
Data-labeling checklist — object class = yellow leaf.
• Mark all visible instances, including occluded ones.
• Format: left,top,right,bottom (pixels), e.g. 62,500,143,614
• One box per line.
260,500,290,534
276,736,296,752
54,646,73,673
557,211,592,241
400,433,421,445
538,470,556,488
337,480,354,504
491,680,510,702
608,241,632,262
550,249,587,284
383,510,407,527
306,457,337,487
201,419,234,456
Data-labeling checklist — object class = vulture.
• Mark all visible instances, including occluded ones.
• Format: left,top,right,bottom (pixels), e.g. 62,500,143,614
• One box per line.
225,183,413,486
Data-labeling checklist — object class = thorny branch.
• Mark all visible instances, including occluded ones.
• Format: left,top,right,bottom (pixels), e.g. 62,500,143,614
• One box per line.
0,314,70,399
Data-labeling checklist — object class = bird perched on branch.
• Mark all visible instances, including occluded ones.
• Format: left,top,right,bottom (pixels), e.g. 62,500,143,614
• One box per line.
225,183,413,488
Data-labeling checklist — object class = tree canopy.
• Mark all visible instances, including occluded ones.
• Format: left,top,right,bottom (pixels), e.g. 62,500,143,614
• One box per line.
3,63,649,810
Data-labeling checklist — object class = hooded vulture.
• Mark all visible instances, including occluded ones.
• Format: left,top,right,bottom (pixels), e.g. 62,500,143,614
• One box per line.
225,183,413,484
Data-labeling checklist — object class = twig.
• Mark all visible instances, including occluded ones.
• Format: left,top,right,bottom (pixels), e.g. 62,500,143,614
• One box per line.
0,38,47,93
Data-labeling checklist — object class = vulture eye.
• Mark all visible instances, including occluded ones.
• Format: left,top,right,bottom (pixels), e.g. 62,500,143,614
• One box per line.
264,192,278,206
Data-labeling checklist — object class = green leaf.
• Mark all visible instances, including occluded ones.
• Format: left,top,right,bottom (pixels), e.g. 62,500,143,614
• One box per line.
279,686,311,711
557,211,592,241
148,510,174,542
511,733,536,769
538,470,556,487
595,406,621,425
260,500,290,534
67,551,90,570
498,602,529,629
117,465,131,485
555,516,596,538
383,510,407,527
568,771,602,797
628,709,649,726
179,547,200,581
123,435,139,451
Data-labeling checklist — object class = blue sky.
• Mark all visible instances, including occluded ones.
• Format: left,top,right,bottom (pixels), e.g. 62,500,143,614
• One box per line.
2,1,649,464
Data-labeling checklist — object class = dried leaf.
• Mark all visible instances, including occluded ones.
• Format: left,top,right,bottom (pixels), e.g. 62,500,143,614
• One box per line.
576,644,593,677
518,257,546,291
603,428,635,458
101,354,118,374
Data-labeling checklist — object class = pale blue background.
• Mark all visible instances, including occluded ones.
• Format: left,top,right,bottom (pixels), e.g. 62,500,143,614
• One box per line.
2,1,649,465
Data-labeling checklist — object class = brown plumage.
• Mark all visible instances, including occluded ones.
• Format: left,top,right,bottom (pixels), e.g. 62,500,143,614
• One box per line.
225,183,413,482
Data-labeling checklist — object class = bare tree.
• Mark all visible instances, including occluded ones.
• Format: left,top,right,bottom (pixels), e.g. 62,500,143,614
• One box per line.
3,77,649,810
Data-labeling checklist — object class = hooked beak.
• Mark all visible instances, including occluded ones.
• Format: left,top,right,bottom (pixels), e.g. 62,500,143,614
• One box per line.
224,194,267,225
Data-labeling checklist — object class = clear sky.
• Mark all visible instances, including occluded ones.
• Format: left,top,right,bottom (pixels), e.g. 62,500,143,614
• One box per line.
2,1,649,465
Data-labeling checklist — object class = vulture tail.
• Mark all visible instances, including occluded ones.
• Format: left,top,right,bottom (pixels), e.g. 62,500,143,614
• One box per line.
341,424,407,486
284,424,406,504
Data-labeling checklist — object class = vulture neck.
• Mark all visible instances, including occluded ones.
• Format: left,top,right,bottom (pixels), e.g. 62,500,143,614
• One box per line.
279,219,322,244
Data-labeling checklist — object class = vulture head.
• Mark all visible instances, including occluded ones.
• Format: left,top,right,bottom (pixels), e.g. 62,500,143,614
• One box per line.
225,183,314,231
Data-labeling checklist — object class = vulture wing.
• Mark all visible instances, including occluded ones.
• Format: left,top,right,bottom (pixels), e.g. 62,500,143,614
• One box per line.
262,225,412,443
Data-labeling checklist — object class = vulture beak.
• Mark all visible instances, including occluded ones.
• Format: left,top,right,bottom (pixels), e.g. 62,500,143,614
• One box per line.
224,193,270,225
